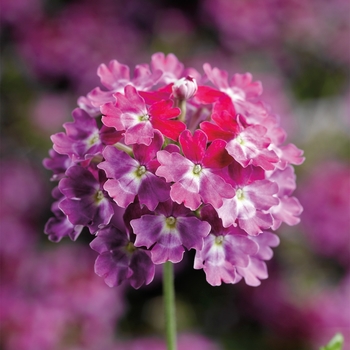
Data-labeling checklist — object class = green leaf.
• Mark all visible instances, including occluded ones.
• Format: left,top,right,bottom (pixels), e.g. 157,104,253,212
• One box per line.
319,333,344,350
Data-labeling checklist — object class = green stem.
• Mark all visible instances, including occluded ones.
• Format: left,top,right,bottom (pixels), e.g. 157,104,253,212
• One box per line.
163,261,177,350
178,99,187,123
115,142,133,156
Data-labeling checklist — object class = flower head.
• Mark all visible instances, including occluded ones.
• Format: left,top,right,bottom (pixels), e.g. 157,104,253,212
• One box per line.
43,52,304,289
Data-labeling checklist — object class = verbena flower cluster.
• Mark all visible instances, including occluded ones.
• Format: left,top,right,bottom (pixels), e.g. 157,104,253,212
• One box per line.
44,53,304,289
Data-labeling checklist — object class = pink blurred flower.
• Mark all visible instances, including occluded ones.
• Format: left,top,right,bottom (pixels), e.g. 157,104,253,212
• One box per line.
306,275,350,350
0,244,125,350
299,160,350,266
17,1,145,92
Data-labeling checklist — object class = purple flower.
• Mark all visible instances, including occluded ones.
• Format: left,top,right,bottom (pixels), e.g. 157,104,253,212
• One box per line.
90,224,155,289
43,149,73,181
51,108,122,162
44,199,83,242
131,200,211,264
98,130,170,210
58,165,114,233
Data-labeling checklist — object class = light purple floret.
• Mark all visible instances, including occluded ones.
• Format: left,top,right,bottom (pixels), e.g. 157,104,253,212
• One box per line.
51,108,102,162
43,149,73,181
44,200,84,242
130,200,211,264
51,108,121,162
98,130,170,210
194,205,279,286
194,205,259,286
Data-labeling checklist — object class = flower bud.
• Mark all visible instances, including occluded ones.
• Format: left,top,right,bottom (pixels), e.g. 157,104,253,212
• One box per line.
172,75,198,100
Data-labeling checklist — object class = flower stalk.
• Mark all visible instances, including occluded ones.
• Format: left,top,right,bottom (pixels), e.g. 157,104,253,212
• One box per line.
163,261,177,350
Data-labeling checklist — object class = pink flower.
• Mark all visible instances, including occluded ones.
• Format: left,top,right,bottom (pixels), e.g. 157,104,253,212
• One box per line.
156,129,235,210
151,52,201,85
216,161,279,235
79,60,163,116
201,108,279,171
203,64,265,117
101,85,184,145
194,205,279,286
268,165,303,230
299,161,350,265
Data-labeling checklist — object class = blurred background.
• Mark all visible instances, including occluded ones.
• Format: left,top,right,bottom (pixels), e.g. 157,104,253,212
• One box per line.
1,0,349,349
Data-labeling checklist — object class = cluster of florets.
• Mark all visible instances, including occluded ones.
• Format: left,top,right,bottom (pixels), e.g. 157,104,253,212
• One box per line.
44,53,304,289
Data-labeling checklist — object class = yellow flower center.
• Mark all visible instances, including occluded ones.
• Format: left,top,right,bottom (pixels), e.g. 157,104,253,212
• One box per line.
165,216,177,229
193,164,202,175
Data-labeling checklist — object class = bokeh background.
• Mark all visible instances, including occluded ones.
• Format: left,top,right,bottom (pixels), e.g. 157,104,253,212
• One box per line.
1,0,349,349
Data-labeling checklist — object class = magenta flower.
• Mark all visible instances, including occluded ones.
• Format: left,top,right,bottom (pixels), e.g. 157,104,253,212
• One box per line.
101,85,184,145
98,130,170,210
130,200,211,264
156,129,235,210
